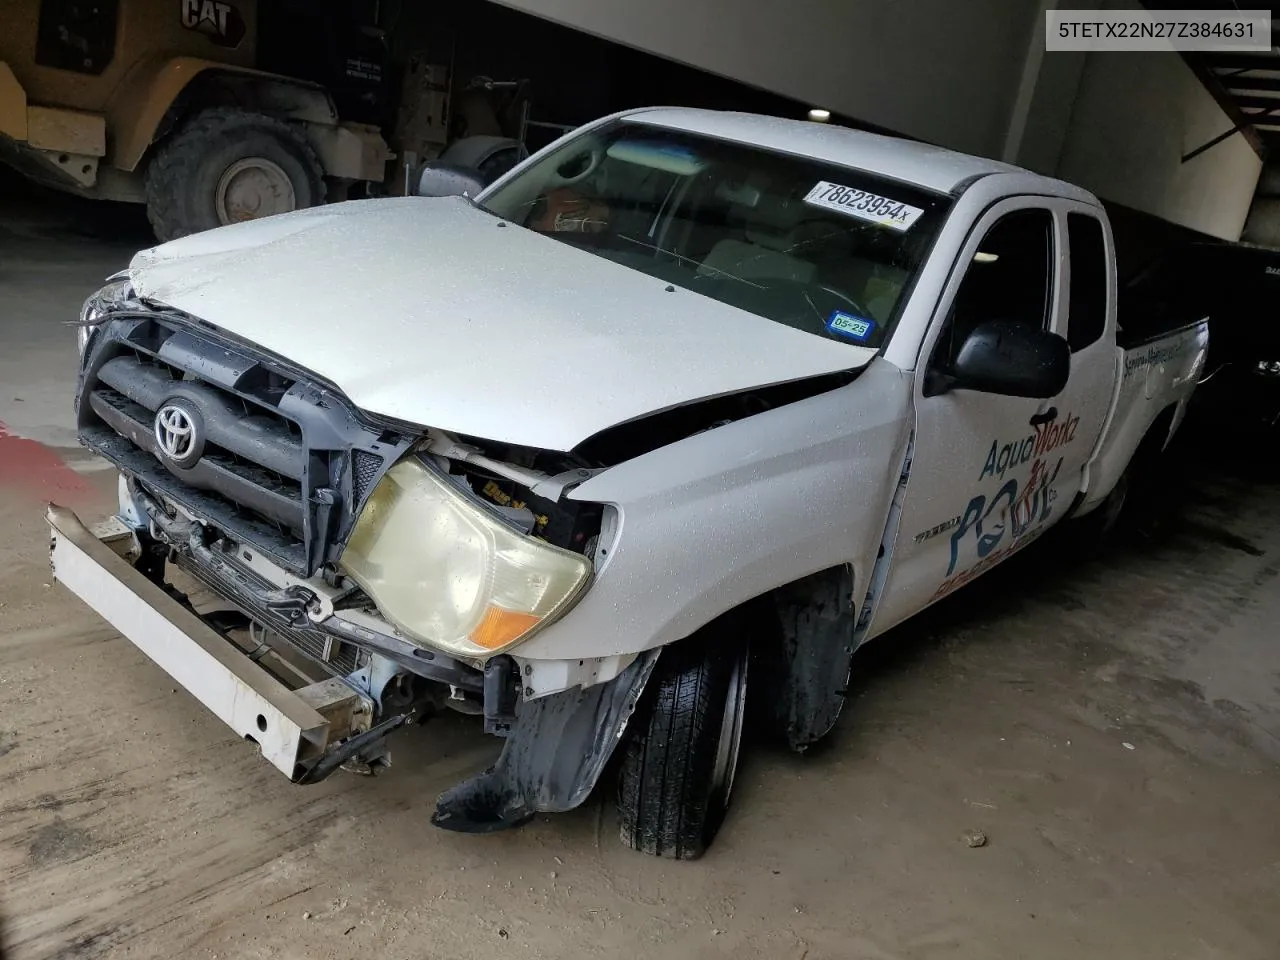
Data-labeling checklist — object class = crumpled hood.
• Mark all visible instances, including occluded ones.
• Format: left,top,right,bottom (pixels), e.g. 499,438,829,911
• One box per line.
129,197,874,451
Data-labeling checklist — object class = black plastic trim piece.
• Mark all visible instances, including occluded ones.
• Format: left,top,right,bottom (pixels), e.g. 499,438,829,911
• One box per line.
431,651,658,832
77,314,417,576
97,357,305,479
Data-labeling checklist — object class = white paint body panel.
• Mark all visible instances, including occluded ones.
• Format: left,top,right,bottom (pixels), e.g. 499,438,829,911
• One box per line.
519,360,912,659
868,192,1120,634
129,193,874,452
1078,324,1209,515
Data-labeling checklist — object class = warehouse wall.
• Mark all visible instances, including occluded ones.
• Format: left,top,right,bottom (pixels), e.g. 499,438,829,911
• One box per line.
487,0,1260,240
1054,49,1261,241
491,0,1043,157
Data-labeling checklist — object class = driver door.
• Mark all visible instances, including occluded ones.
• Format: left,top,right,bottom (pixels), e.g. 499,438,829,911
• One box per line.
868,200,1068,635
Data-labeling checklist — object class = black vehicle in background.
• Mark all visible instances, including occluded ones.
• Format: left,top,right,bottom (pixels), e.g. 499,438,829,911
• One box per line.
1122,241,1280,434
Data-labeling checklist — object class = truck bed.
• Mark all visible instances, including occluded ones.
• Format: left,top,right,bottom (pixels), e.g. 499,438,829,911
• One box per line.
1083,320,1210,513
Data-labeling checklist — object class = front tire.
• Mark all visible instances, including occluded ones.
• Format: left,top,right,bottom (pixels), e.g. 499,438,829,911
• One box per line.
616,628,749,860
145,108,325,241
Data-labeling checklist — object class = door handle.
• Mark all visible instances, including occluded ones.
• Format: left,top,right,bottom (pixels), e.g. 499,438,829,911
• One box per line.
1029,407,1058,426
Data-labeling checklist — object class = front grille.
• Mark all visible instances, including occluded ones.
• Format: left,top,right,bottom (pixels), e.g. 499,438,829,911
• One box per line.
78,315,416,575
88,383,305,533
352,449,384,502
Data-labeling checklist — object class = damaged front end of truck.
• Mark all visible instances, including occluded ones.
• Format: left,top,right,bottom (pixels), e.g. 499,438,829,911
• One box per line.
54,291,871,833
51,109,941,855
56,298,675,830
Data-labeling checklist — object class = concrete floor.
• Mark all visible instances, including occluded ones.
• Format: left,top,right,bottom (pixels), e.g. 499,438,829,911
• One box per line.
1,179,1278,960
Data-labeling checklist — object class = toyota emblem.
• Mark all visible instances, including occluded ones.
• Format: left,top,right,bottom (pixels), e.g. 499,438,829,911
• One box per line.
154,403,201,466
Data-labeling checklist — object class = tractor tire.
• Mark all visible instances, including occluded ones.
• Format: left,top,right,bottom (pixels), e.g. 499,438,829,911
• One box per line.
616,627,749,860
145,108,325,242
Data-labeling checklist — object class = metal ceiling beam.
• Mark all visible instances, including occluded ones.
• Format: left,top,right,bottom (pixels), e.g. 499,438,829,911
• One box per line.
1200,52,1280,73
1231,94,1280,111
1183,54,1267,156
1223,75,1280,92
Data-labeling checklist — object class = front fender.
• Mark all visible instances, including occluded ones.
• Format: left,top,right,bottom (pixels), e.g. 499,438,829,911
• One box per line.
517,358,913,661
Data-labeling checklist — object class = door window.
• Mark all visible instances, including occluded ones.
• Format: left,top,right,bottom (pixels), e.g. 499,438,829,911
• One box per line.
933,208,1054,370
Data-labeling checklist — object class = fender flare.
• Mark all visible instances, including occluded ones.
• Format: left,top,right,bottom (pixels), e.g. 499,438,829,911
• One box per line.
106,56,339,172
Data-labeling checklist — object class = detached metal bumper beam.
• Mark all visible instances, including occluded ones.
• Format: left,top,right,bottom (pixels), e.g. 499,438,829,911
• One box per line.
48,504,343,780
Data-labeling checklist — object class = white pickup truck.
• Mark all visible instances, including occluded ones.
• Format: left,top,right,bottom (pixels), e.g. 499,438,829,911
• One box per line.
54,107,1207,859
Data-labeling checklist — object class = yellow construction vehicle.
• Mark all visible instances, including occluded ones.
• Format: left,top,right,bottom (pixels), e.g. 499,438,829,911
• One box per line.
0,0,394,239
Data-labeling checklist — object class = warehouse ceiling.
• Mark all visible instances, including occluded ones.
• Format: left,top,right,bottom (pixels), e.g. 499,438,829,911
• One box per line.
1152,1,1280,157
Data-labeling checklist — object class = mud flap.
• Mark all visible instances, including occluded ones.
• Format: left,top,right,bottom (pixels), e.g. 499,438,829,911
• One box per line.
773,565,857,752
431,651,658,833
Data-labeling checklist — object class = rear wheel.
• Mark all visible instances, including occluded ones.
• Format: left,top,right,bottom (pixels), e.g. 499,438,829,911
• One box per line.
145,108,325,241
1066,409,1177,552
1069,467,1130,552
616,627,749,860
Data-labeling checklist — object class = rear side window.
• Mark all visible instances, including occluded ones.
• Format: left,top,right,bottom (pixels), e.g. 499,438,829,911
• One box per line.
1067,214,1108,351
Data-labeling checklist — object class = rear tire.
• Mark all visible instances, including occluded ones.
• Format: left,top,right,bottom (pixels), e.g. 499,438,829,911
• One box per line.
616,627,749,860
1066,409,1177,553
145,108,325,242
1067,468,1130,554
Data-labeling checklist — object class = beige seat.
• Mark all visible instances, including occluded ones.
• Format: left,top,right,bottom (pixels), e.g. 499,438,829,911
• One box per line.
696,194,816,284
697,237,816,284
694,200,909,324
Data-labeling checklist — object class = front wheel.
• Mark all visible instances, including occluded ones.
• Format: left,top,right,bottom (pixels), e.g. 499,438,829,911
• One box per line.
616,628,749,860
145,108,325,241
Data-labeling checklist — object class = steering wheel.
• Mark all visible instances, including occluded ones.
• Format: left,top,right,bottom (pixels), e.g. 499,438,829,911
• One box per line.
773,282,874,340
813,284,872,325
758,281,875,339
548,145,605,187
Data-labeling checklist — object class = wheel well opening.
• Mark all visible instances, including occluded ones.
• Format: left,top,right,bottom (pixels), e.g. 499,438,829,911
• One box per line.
148,70,337,163
1145,403,1179,459
732,564,857,753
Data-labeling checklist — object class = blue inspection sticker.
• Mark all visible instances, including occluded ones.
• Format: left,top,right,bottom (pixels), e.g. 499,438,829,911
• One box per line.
825,310,875,342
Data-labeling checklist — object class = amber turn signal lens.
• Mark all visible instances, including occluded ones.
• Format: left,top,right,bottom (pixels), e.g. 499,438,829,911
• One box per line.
470,606,542,650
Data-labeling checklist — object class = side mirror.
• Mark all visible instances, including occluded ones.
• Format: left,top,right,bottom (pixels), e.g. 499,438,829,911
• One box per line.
943,320,1070,398
414,162,488,199
414,136,529,198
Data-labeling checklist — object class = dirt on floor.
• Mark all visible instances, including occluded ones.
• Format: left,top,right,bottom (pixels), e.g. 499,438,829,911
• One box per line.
1,183,1278,960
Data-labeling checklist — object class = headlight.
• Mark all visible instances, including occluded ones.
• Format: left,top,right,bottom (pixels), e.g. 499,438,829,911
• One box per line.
1256,359,1280,378
77,274,134,357
340,458,592,660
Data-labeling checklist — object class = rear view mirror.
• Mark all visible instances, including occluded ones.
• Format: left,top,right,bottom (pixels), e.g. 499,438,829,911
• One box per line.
945,320,1070,399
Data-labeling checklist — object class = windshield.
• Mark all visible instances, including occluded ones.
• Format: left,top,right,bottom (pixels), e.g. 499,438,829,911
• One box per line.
479,120,951,350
